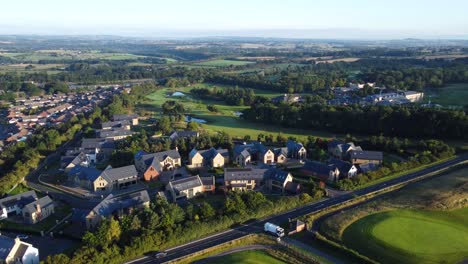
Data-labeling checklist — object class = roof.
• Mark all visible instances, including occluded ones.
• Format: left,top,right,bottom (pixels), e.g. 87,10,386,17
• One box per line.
191,147,229,161
224,168,268,181
100,165,138,182
266,168,291,184
287,140,305,152
274,147,288,156
23,196,54,214
169,130,199,140
169,176,203,193
13,243,29,260
113,114,137,121
0,236,15,259
98,128,133,138
302,161,335,176
0,191,38,210
89,190,150,218
327,139,345,149
350,150,383,161
200,176,215,186
138,149,181,170
101,120,131,129
285,182,301,193
329,158,354,174
68,165,102,181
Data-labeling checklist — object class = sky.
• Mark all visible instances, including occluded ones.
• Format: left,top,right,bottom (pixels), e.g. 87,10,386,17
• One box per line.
1,0,468,39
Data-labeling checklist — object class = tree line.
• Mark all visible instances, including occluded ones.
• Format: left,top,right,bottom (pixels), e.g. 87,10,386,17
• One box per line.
242,102,468,140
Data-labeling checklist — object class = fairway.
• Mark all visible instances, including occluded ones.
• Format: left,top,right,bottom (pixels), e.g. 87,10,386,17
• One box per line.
143,85,337,140
204,250,285,264
342,209,468,264
424,83,468,108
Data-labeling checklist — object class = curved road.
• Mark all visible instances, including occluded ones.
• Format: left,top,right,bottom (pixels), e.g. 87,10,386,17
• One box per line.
127,154,468,264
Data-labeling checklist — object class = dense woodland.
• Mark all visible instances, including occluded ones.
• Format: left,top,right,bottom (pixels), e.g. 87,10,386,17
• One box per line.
243,103,468,139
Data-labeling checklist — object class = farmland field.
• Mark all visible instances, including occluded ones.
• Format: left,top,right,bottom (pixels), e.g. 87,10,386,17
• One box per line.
0,50,146,62
423,83,468,107
318,166,468,264
194,59,255,67
203,250,284,264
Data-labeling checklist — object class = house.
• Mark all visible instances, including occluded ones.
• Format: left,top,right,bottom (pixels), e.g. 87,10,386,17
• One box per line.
329,158,358,179
403,91,424,102
85,190,150,229
93,165,138,193
264,168,295,193
97,128,133,140
61,152,91,171
80,138,115,161
0,191,55,224
273,147,288,164
0,236,39,264
134,149,182,181
300,161,340,182
67,165,102,189
101,120,131,130
22,196,55,224
188,147,229,168
166,176,215,202
233,141,275,165
235,149,251,167
349,150,383,166
327,140,362,159
286,140,307,160
224,168,268,191
271,94,302,104
113,114,138,126
223,167,296,193
169,130,199,141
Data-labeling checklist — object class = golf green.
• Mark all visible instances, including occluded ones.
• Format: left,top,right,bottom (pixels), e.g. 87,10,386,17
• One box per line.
342,209,468,264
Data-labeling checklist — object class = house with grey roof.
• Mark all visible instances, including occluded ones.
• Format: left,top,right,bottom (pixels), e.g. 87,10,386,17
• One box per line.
188,147,229,169
92,165,138,193
61,152,91,171
300,161,341,182
0,191,55,224
97,128,133,140
112,114,138,125
329,158,358,179
0,236,39,264
286,140,307,160
233,141,275,166
85,190,150,229
349,150,383,166
101,120,131,130
223,167,296,193
67,165,102,189
327,140,362,160
166,175,214,202
169,130,199,141
134,149,182,181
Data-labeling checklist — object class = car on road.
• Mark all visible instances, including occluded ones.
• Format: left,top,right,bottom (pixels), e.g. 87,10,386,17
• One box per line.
16,234,28,240
153,252,167,259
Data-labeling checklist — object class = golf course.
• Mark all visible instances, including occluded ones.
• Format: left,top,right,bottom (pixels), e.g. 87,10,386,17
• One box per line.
204,250,285,264
342,209,468,264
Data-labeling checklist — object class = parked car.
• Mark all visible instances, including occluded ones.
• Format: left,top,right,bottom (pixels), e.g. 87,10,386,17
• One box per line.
154,252,167,259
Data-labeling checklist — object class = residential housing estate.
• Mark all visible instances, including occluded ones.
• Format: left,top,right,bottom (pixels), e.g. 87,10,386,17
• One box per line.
0,191,55,224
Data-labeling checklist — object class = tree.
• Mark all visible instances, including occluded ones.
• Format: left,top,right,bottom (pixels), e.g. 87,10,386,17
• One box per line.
199,202,215,220
187,121,198,131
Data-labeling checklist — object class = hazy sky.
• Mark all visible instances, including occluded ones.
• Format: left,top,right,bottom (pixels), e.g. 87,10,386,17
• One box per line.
1,0,468,38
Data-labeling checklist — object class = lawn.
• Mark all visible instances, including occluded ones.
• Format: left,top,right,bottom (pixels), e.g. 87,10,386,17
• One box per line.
142,84,338,140
194,59,255,67
204,250,285,264
423,83,468,108
342,209,468,264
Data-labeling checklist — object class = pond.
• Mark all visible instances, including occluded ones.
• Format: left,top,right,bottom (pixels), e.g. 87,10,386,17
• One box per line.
171,91,186,97
185,116,207,124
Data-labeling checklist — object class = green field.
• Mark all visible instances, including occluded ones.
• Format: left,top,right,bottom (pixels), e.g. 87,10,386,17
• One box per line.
194,59,255,67
204,250,284,264
319,166,468,264
0,63,65,74
342,209,468,264
143,84,337,140
424,83,468,107
0,50,146,62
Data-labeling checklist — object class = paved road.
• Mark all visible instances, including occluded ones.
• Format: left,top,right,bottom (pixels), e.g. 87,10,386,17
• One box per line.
127,155,468,264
